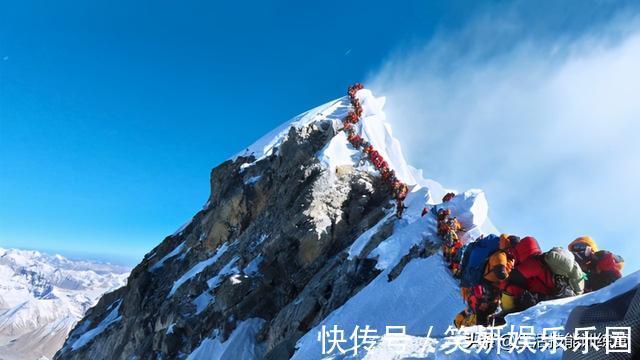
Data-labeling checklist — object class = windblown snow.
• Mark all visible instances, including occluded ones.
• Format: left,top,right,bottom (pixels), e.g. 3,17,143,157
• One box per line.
0,247,129,360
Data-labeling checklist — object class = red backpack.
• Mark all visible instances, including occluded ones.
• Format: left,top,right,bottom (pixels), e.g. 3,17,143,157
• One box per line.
595,251,624,277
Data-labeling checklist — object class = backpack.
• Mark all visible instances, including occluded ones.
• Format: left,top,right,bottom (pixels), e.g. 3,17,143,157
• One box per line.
543,247,585,295
459,234,501,287
594,251,624,275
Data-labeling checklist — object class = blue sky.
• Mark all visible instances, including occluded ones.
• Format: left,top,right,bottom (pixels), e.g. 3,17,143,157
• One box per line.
1,1,639,269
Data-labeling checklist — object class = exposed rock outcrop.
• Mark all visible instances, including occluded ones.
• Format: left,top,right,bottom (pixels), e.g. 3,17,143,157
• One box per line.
55,114,400,360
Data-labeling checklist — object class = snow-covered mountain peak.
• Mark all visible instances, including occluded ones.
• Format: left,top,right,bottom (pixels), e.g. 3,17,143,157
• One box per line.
235,88,422,189
54,87,639,360
0,247,129,360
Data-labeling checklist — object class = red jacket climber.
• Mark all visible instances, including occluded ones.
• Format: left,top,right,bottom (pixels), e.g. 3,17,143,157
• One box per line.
586,250,624,292
509,236,541,266
442,192,456,202
507,255,557,297
501,236,554,298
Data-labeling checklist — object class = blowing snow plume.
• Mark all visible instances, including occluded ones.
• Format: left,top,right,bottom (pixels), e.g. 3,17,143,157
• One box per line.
367,9,640,273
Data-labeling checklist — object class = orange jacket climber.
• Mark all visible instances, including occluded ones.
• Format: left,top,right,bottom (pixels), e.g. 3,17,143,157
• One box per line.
483,235,520,286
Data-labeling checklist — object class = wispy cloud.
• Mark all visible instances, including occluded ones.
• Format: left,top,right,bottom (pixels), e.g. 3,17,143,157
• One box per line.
368,10,640,272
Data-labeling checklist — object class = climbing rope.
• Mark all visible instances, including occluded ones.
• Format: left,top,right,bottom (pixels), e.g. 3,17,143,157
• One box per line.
341,83,409,218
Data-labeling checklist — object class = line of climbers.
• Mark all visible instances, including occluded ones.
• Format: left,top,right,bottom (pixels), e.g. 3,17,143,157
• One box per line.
342,85,624,325
424,193,625,328
342,83,409,217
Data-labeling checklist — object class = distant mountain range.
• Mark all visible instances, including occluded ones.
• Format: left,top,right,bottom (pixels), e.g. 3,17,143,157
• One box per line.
0,247,129,360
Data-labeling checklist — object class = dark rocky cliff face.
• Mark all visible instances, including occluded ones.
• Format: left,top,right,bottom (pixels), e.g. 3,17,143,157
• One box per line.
55,118,395,359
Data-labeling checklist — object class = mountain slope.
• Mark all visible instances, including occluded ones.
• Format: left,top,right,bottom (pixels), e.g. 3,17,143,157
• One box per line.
0,248,129,360
54,88,639,360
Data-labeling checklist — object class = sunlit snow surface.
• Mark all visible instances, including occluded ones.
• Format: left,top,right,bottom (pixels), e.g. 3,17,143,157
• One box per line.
0,247,129,359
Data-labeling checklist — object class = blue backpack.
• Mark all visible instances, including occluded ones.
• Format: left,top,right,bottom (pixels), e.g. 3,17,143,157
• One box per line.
459,234,501,287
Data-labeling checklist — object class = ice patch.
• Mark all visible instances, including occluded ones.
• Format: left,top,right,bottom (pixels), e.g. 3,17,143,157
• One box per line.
177,248,191,262
256,234,268,245
239,163,253,173
71,300,122,351
244,175,262,185
192,292,215,315
150,241,187,271
206,256,240,289
244,256,263,276
186,318,266,360
168,243,229,297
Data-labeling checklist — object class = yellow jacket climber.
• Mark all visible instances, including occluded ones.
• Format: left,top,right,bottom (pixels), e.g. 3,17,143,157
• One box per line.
454,310,477,328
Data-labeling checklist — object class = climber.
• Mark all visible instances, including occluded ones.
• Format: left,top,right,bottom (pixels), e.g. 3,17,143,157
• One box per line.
465,234,519,326
483,235,520,287
498,236,555,313
451,243,467,278
568,236,624,292
436,209,463,265
446,239,464,272
502,237,588,316
460,283,500,327
508,236,542,266
454,308,477,329
455,234,503,326
442,192,456,203
568,236,599,272
587,250,624,291
542,246,586,297
392,181,409,218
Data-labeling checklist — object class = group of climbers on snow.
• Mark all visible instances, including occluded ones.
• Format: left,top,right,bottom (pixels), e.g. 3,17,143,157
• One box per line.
342,83,409,217
423,193,624,328
340,83,625,328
